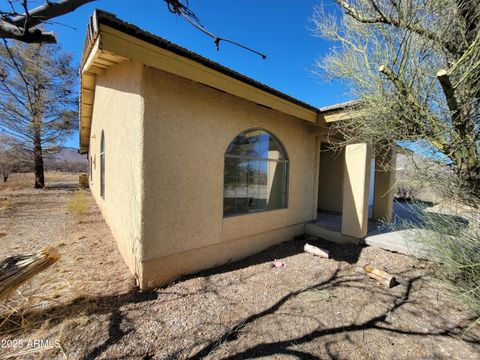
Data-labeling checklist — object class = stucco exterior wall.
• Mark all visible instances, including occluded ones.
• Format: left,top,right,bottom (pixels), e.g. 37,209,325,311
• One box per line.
88,60,145,278
318,144,344,213
140,68,318,287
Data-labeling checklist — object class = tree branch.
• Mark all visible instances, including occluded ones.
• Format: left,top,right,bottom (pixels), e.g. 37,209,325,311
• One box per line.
378,64,450,149
336,0,383,23
0,20,55,43
378,65,408,97
164,0,200,23
436,69,461,122
455,0,478,45
336,0,458,55
9,0,96,28
1,0,94,43
2,39,34,111
165,0,267,59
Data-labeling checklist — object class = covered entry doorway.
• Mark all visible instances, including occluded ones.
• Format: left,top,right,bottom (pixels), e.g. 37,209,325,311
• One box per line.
310,143,396,242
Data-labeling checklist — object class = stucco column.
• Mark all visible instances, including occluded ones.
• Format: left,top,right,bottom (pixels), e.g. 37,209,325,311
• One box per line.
341,143,372,238
372,146,397,221
312,138,321,220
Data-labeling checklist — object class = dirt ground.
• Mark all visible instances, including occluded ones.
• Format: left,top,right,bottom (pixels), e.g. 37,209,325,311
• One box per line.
0,173,479,359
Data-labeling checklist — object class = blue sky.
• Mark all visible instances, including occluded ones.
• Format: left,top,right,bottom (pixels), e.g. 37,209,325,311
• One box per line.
48,0,350,148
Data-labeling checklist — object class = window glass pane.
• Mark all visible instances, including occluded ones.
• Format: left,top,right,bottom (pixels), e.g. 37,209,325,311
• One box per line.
100,132,105,199
223,198,236,216
224,158,237,190
257,160,268,210
245,132,258,157
224,157,237,215
224,129,287,216
267,161,287,210
226,131,259,157
247,160,258,211
235,160,248,213
268,135,286,160
225,133,245,156
226,129,287,160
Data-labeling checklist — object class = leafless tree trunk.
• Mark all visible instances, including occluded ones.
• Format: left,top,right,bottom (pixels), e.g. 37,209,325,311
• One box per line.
33,124,44,188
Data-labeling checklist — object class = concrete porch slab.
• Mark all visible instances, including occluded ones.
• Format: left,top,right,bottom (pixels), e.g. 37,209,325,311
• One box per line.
363,228,433,260
306,200,435,260
305,221,360,245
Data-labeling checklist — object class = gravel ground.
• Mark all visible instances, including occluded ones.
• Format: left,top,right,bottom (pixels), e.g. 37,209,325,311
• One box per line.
0,173,479,359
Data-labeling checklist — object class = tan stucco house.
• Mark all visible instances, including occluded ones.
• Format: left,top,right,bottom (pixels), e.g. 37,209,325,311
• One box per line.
80,10,397,289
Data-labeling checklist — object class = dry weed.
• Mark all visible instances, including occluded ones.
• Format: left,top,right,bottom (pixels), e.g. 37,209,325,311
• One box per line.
67,191,87,217
0,274,76,335
0,173,34,191
0,198,14,211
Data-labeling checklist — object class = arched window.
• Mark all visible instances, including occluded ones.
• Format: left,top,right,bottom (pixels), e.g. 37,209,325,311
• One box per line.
100,131,105,199
224,129,288,216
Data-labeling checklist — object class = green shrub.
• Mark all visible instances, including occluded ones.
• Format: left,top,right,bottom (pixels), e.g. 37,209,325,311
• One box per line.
391,155,480,324
420,208,479,315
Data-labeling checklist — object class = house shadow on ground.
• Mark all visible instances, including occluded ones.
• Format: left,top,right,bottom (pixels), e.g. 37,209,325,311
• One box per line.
180,236,366,282
45,182,79,191
177,264,480,360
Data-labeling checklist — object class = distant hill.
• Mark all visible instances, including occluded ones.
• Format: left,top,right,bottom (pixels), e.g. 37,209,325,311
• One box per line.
44,147,87,172
52,147,86,162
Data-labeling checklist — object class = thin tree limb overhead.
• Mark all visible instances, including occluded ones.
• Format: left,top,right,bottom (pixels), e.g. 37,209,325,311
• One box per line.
9,0,96,28
335,0,458,55
0,0,94,43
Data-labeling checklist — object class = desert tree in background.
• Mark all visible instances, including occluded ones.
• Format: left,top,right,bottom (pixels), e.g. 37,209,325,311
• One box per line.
312,0,479,320
0,134,30,182
0,41,78,188
313,0,479,198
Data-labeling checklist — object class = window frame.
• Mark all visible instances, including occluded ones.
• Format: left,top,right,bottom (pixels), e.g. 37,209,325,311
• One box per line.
89,153,93,182
223,128,289,218
100,131,105,199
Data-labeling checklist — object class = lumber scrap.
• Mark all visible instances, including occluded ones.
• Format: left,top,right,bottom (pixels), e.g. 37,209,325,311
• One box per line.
363,263,396,288
304,243,329,258
0,248,59,300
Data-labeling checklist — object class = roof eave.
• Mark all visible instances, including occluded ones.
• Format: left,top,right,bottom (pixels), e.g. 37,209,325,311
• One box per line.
79,10,361,154
79,12,321,153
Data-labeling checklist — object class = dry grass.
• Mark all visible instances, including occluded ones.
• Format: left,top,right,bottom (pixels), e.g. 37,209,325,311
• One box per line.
0,174,32,192
0,173,479,359
0,278,80,360
0,277,75,333
0,172,134,358
0,248,60,301
0,172,80,192
0,198,14,211
66,191,87,217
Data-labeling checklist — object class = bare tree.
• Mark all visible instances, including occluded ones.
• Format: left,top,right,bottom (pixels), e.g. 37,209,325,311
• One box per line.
0,136,15,182
0,41,77,188
312,0,479,197
0,134,29,182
